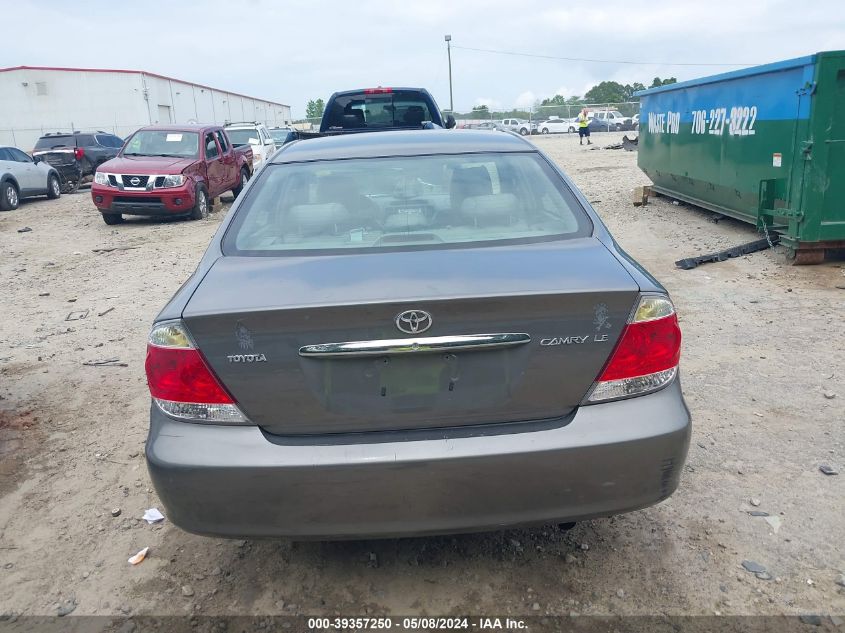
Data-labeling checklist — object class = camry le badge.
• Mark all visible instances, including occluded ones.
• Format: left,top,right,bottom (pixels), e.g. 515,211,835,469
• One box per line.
395,310,432,334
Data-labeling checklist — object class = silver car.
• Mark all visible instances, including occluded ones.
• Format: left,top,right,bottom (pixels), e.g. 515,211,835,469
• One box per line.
145,130,691,539
0,146,62,210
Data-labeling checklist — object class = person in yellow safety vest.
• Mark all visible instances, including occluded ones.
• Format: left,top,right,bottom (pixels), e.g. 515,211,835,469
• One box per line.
577,108,592,145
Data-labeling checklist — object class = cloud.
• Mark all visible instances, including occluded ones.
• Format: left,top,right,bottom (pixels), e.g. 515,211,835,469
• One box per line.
514,91,537,109
474,97,502,110
3,0,843,116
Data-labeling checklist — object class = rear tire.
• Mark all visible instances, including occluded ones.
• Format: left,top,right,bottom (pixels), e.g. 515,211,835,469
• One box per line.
47,174,61,199
231,168,250,198
80,157,94,178
190,184,209,220
0,181,19,211
541,128,549,134
101,213,123,225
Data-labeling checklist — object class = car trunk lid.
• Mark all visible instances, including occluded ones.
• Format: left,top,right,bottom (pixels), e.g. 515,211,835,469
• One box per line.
183,238,639,435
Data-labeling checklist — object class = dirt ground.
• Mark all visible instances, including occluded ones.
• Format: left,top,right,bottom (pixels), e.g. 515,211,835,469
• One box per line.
0,132,843,620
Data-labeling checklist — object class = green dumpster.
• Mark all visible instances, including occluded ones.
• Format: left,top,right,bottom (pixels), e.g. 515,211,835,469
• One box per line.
636,51,845,263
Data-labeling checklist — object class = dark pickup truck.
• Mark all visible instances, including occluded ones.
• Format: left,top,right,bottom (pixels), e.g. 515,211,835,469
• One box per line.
91,125,252,225
319,87,456,134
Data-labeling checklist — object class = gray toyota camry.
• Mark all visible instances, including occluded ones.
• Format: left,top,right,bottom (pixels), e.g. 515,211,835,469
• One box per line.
145,130,690,539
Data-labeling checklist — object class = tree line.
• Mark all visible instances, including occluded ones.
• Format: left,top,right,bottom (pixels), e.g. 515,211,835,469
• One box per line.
542,76,677,108
469,76,677,120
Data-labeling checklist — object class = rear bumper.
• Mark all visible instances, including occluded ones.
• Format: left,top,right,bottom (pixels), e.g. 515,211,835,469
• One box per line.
146,380,691,539
91,182,195,216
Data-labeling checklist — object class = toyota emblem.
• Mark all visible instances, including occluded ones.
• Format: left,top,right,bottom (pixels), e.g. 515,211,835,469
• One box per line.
395,310,432,334
130,177,141,186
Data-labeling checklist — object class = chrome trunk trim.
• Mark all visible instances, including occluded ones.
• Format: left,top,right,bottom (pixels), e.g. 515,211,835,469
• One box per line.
299,333,531,358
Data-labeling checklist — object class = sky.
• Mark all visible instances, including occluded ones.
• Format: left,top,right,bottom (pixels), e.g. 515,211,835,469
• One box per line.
4,0,845,117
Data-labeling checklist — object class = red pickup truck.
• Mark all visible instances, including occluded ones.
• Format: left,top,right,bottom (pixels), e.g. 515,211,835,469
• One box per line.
91,125,253,225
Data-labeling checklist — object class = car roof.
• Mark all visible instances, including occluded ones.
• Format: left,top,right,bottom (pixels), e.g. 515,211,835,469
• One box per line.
37,131,117,137
137,124,217,133
271,129,533,163
330,87,432,97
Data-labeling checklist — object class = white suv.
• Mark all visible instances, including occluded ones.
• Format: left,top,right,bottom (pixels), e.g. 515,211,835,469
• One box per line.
591,110,633,131
500,119,536,136
0,146,62,210
224,123,277,170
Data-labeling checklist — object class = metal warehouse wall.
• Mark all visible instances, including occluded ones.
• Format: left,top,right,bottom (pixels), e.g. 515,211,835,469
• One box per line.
0,68,292,151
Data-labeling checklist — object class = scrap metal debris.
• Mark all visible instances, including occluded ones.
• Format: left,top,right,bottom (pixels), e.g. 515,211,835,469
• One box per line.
622,135,639,151
82,358,128,367
92,246,141,254
65,309,90,322
97,307,115,317
596,135,638,151
17,227,32,233
675,236,780,270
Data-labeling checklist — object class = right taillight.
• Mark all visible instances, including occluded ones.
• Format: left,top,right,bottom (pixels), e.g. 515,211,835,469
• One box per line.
145,320,250,424
586,295,681,403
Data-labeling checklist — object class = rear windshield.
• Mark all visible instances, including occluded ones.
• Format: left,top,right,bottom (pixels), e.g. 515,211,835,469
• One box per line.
35,135,76,150
223,152,592,255
323,91,437,130
96,134,124,148
122,131,199,158
226,128,260,146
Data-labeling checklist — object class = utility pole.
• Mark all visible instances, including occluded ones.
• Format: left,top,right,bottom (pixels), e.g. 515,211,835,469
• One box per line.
444,35,453,112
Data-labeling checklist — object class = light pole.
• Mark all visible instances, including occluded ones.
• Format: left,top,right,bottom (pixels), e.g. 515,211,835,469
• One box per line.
444,34,453,112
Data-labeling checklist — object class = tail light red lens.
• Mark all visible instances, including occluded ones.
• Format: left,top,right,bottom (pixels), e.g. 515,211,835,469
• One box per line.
145,320,249,424
598,314,681,382
74,148,84,160
145,346,233,404
587,295,681,403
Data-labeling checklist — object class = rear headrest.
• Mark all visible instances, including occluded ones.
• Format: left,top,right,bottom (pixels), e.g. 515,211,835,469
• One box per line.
450,166,493,211
461,193,518,226
286,203,350,237
316,174,360,204
341,110,365,128
403,106,425,126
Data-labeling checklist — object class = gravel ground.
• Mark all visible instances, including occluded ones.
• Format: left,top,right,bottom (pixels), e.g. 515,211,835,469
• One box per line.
0,132,843,619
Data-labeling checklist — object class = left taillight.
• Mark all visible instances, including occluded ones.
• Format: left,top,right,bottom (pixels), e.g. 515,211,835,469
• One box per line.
586,295,682,403
145,320,250,424
74,147,84,160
